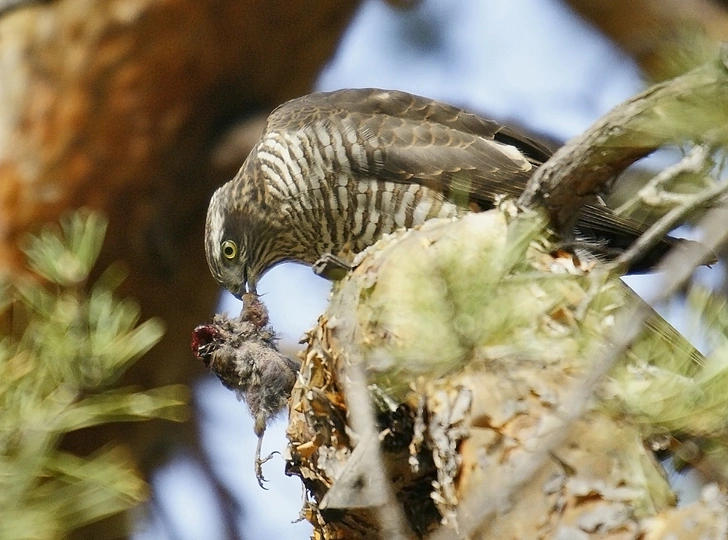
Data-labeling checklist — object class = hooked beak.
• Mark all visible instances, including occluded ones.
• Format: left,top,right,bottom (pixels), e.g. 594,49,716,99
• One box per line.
247,275,258,295
234,272,257,299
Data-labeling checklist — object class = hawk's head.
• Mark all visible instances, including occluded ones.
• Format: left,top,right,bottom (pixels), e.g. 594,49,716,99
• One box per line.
204,156,287,297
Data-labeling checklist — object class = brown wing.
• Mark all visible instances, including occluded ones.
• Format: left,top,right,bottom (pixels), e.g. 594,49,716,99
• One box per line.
268,89,548,199
268,88,677,271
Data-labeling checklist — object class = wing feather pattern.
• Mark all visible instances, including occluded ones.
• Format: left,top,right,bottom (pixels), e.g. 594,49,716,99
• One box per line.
266,88,678,270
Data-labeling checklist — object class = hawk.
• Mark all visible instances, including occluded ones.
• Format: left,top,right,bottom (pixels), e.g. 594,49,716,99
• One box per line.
205,88,675,297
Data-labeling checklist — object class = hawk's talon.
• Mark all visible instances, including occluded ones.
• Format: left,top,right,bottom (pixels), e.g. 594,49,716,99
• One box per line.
312,253,353,281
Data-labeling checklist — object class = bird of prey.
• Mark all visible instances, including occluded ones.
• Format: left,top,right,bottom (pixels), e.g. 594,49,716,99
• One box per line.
205,88,676,297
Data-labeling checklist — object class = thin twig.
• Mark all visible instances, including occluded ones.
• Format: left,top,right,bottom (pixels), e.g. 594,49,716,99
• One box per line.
615,144,711,214
614,178,728,270
429,200,728,540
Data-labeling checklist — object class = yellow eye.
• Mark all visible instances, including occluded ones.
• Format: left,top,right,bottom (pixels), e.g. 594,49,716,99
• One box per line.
221,240,238,261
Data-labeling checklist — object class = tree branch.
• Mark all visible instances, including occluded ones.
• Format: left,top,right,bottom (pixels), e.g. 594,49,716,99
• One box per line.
518,45,728,234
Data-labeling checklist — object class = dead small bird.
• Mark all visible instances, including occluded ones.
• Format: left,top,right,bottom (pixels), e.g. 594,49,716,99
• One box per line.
191,294,299,487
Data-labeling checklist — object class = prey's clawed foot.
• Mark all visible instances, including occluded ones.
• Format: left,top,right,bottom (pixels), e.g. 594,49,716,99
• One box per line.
254,451,279,489
254,433,279,489
312,253,353,281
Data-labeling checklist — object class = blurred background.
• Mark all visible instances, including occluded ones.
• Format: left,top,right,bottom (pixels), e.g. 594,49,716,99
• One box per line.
1,0,727,538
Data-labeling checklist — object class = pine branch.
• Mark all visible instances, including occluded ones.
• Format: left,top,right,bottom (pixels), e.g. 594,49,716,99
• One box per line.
0,209,187,540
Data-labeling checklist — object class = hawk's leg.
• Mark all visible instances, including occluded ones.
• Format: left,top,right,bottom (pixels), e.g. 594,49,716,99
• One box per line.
312,253,354,281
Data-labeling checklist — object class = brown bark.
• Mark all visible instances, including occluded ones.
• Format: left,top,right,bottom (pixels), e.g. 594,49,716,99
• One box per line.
565,0,728,78
0,0,358,271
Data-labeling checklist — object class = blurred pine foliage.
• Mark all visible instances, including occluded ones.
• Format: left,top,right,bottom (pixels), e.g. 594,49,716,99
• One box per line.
0,209,187,540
